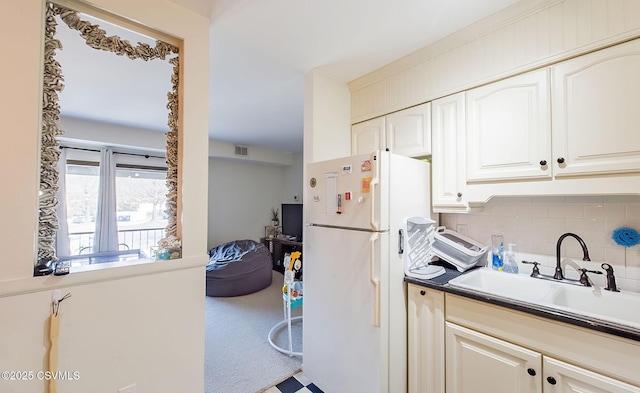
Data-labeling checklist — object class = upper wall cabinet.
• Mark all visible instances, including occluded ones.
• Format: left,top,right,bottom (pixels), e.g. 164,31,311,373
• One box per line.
552,38,640,177
385,103,431,157
351,116,386,156
465,69,551,182
431,93,467,212
351,103,431,157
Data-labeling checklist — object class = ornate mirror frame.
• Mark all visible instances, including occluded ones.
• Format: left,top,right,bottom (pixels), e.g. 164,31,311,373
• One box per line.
38,1,181,265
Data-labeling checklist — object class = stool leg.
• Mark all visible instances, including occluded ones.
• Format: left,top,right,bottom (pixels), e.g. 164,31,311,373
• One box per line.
287,293,293,356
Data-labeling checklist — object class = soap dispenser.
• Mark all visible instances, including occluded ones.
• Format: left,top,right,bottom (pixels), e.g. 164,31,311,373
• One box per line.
503,243,519,274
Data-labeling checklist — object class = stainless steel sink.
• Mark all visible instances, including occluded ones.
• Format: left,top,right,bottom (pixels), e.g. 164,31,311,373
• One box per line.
448,268,640,330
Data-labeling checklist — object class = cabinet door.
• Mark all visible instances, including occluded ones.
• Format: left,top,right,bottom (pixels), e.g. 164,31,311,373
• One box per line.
446,322,542,393
552,38,640,177
407,285,445,393
386,102,431,157
431,92,467,211
466,69,551,182
543,357,640,393
351,116,385,155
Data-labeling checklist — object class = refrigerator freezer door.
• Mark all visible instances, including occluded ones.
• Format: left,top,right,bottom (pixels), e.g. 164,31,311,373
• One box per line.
306,151,389,231
303,225,391,392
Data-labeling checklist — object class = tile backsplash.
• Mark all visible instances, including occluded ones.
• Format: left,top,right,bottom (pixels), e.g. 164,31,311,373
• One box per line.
440,196,640,293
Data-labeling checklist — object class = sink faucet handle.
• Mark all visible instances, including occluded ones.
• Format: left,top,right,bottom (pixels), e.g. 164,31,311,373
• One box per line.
578,268,602,287
522,260,541,277
601,263,620,292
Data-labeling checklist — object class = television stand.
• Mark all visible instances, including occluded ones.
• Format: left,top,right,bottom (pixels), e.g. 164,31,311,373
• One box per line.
263,237,303,273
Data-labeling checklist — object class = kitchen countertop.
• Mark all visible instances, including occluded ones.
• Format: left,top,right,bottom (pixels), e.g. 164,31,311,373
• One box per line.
405,262,640,343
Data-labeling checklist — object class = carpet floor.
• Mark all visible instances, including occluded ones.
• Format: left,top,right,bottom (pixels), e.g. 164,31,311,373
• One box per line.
205,270,303,393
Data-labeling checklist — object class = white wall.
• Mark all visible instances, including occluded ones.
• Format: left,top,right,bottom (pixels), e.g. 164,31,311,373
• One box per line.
207,157,303,248
59,115,167,152
209,139,296,166
283,152,304,203
303,69,351,164
0,1,209,392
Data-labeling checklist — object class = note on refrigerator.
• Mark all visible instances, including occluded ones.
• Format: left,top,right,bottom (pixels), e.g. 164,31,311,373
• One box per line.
325,172,338,215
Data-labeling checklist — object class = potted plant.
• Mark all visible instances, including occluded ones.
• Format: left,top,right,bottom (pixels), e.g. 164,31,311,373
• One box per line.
270,207,280,226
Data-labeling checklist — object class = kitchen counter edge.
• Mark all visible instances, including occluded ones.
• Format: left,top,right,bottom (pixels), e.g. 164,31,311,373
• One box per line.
405,274,640,343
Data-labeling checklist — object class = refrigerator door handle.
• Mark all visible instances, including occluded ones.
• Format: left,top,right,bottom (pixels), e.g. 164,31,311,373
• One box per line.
369,233,380,327
369,178,380,231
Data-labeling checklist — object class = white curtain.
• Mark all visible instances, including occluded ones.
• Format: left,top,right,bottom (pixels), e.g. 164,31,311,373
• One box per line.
93,148,119,253
55,148,70,257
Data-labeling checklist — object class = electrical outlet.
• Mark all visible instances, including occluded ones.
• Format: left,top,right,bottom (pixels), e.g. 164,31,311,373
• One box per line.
118,383,136,393
456,224,468,236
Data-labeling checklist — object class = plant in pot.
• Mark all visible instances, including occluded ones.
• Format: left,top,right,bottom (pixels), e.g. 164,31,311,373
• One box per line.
270,207,280,226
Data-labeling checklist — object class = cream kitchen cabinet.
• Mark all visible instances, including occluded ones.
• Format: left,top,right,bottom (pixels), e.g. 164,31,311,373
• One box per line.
462,39,640,203
407,284,445,393
551,38,640,178
445,321,640,393
445,293,640,393
351,116,385,156
445,322,542,393
465,68,551,183
543,356,640,393
431,92,468,212
351,103,431,157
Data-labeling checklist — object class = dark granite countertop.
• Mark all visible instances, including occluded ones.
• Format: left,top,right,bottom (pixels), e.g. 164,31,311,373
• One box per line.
405,262,640,343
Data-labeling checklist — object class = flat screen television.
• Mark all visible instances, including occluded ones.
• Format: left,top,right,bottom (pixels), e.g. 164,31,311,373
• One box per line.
281,203,303,242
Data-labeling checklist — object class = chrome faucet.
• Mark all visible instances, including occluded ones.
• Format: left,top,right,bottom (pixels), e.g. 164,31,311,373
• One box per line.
555,233,591,280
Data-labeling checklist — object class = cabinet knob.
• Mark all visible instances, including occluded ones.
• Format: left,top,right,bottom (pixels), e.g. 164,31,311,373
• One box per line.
547,376,557,385
557,157,565,164
457,192,462,198
527,368,536,376
539,160,547,166
420,290,426,296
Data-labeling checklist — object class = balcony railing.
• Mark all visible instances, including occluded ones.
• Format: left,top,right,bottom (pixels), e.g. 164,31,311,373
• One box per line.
69,227,165,257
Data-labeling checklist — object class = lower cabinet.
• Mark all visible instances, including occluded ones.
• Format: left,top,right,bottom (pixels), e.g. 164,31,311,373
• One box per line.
407,285,640,393
543,357,640,393
407,285,445,393
445,322,640,393
445,322,541,393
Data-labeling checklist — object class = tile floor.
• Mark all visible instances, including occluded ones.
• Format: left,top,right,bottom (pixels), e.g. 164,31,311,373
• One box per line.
263,371,324,393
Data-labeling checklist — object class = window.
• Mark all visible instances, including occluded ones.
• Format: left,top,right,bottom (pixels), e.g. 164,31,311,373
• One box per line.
66,162,100,255
114,166,167,257
63,149,168,267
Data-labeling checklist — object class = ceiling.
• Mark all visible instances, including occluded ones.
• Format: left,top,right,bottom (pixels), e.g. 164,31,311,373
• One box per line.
58,0,521,153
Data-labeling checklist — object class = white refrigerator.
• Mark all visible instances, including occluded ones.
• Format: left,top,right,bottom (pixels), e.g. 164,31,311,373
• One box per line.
303,150,434,393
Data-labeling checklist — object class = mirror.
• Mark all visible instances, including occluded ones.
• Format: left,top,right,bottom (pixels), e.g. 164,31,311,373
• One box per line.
37,1,181,271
